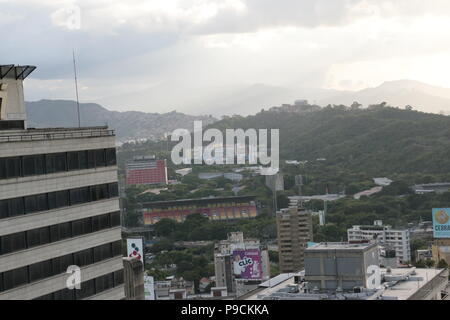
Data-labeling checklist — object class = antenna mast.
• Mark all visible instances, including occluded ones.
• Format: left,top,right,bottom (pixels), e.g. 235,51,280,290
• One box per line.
72,49,81,127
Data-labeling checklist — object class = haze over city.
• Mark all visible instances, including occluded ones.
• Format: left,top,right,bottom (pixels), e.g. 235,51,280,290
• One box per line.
2,0,450,115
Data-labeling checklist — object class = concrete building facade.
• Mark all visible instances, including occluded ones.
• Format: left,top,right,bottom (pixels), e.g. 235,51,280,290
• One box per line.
0,65,124,300
347,221,411,263
276,207,313,273
123,258,144,300
304,242,379,291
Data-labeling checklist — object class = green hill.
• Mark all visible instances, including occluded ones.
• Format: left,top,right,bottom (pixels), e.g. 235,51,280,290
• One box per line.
210,105,450,176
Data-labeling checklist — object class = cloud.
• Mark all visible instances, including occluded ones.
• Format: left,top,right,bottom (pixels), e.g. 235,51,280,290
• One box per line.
1,0,450,114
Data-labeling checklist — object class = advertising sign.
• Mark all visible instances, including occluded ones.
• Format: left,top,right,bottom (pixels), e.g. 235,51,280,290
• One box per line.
127,238,144,263
433,208,450,238
232,249,262,280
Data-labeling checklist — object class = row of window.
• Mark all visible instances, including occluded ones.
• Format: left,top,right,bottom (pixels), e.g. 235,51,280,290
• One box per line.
0,148,117,180
0,211,121,256
32,270,124,300
0,240,122,293
0,182,119,220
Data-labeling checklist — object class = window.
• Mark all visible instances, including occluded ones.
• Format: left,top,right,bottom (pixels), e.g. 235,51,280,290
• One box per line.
52,254,74,275
0,232,26,254
112,240,122,257
3,266,28,290
67,152,79,171
87,150,96,169
110,211,121,227
46,153,67,174
74,248,93,267
78,151,88,170
72,218,92,237
9,198,24,217
75,279,96,300
108,183,119,198
29,260,53,282
114,269,124,286
106,148,117,166
0,158,6,179
95,273,113,293
26,227,50,248
58,222,73,241
0,200,9,219
53,288,75,300
95,149,106,167
93,243,112,263
6,157,21,178
23,155,45,177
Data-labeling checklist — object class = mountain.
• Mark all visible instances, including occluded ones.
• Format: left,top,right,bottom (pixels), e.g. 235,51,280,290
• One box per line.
318,80,450,114
95,80,450,117
26,100,217,143
209,105,450,176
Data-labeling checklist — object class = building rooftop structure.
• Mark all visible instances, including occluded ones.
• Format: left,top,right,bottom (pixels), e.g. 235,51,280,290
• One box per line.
243,267,449,300
307,242,376,251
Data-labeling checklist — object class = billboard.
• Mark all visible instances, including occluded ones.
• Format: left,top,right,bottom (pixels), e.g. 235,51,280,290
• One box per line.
127,238,144,263
232,249,262,280
433,208,450,238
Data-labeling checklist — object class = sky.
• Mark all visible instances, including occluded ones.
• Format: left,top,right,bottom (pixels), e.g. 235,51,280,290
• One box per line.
2,0,450,114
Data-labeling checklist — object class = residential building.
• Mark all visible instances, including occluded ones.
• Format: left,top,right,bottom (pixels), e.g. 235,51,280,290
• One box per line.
276,206,313,273
347,221,411,263
304,242,379,291
125,156,168,186
0,65,124,300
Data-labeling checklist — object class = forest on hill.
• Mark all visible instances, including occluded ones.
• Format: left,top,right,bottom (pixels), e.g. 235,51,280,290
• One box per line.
210,104,450,177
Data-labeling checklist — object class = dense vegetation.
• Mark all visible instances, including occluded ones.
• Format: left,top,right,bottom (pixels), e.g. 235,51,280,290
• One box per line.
210,104,450,177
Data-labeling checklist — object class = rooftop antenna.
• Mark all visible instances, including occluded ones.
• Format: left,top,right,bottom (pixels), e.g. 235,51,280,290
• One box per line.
72,49,81,127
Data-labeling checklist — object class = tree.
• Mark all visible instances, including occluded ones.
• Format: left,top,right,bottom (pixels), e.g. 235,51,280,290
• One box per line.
351,101,362,110
154,219,178,237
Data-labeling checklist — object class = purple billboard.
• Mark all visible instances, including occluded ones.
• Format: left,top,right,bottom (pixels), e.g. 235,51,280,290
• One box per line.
232,249,262,280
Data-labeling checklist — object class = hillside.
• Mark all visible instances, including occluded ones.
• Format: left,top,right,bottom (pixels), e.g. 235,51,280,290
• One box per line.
26,100,217,143
210,105,450,176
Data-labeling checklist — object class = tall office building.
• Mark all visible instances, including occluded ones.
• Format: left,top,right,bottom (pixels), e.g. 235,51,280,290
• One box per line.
276,206,313,273
0,65,124,300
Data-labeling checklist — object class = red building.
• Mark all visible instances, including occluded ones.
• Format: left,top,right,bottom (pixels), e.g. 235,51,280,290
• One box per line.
126,156,168,186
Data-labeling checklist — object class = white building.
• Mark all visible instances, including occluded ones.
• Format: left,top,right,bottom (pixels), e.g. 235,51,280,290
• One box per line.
0,65,124,300
347,221,411,263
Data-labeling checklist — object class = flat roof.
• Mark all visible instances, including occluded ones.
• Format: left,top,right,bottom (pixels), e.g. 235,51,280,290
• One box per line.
244,268,448,300
307,242,377,251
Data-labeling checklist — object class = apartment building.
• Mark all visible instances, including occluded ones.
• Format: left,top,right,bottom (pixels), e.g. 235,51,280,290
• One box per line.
347,221,411,263
0,65,124,300
276,206,313,273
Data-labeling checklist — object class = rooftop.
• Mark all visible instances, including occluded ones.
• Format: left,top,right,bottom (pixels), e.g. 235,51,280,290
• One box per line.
0,65,36,80
307,242,377,251
0,126,115,143
243,268,449,300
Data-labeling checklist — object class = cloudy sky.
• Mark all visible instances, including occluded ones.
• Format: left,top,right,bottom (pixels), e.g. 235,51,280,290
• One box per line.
2,0,450,114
